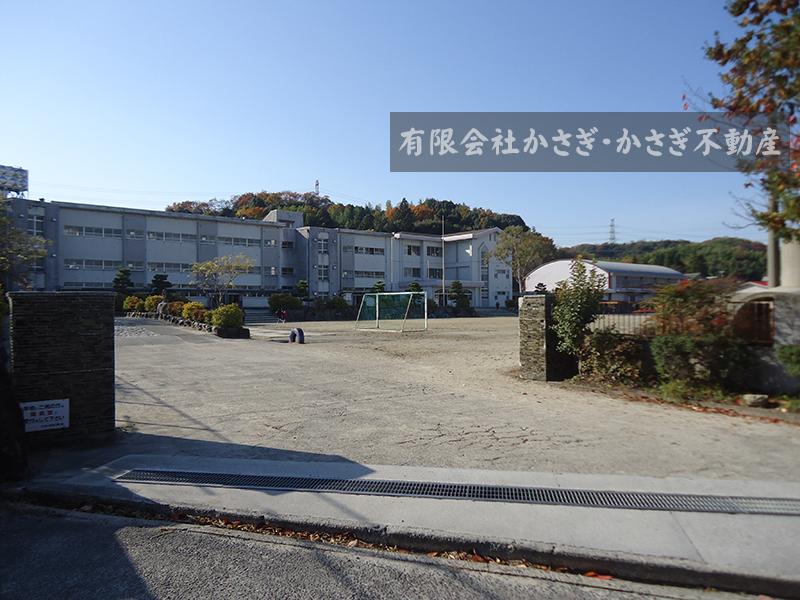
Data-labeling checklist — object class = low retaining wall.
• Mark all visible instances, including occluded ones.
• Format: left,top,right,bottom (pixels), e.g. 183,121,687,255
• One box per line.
8,291,116,446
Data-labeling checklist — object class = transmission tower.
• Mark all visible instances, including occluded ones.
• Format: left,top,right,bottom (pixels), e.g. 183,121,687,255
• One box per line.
608,218,617,244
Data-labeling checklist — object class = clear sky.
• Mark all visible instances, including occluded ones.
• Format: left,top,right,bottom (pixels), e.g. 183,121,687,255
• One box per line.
2,0,763,246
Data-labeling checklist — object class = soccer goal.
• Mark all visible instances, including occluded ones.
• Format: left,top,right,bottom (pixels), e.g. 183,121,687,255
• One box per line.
355,291,428,332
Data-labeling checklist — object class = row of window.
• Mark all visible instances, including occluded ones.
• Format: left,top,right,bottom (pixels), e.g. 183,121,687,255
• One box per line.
403,267,444,279
345,245,385,255
406,245,442,257
64,258,294,276
61,282,282,291
64,225,292,248
64,225,123,238
64,259,123,271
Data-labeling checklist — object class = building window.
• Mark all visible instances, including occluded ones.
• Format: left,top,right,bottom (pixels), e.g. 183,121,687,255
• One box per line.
404,267,421,278
426,246,442,257
199,235,216,244
126,261,144,271
281,267,294,276
147,231,165,241
318,265,329,281
281,240,294,249
317,239,329,254
247,266,261,274
407,245,421,256
354,246,384,255
127,229,144,239
266,266,277,276
428,267,443,279
27,214,44,236
354,270,384,278
264,239,277,247
62,225,122,239
342,245,353,253
31,257,44,271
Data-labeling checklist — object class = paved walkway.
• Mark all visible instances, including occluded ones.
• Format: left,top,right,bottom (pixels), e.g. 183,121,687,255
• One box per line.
11,454,800,598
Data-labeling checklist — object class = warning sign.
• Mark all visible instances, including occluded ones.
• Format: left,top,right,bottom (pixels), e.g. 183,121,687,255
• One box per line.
21,399,70,432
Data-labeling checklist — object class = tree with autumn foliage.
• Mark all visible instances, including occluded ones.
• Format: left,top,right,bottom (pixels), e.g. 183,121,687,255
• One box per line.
485,226,557,294
705,0,799,240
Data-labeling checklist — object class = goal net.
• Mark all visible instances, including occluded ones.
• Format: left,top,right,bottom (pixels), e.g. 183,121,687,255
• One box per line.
355,292,428,332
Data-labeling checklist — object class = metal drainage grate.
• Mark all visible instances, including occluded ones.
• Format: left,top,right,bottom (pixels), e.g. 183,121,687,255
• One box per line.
115,469,800,516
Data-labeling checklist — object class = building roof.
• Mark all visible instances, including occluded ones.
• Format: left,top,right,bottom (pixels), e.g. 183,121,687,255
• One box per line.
590,260,683,277
527,258,683,279
50,200,287,228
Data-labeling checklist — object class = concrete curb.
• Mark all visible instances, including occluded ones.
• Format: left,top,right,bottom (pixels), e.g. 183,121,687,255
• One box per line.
3,482,799,599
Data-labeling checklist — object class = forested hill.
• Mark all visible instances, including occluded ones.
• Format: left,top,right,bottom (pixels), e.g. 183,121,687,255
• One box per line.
565,237,766,280
165,192,527,235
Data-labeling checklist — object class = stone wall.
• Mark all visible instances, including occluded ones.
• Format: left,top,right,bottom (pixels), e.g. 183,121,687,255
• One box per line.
7,291,116,446
518,295,577,381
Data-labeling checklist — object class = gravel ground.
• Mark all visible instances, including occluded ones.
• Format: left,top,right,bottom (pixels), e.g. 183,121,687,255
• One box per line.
39,316,788,483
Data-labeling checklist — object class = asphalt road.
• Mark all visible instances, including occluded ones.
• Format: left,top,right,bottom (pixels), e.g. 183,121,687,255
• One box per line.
0,504,748,600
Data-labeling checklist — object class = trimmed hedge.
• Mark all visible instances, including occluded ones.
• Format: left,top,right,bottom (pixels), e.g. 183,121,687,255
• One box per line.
650,333,751,389
579,329,654,387
144,295,164,312
211,304,244,328
123,295,144,311
181,301,206,320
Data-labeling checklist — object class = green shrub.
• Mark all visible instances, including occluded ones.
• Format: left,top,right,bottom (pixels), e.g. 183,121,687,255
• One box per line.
777,345,800,378
269,293,302,312
657,380,727,403
123,295,142,311
144,295,164,312
211,304,244,328
325,295,350,312
651,333,750,389
648,278,738,335
189,308,209,323
167,301,185,317
579,329,654,386
181,301,205,320
551,259,606,355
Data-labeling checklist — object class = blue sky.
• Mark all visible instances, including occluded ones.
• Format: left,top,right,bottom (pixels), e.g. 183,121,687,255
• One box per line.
2,0,763,246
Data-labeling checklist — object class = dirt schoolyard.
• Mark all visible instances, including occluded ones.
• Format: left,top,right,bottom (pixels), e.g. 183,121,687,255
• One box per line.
106,316,800,482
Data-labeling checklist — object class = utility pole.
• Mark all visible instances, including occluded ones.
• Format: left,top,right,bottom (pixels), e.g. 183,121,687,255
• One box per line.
441,213,446,308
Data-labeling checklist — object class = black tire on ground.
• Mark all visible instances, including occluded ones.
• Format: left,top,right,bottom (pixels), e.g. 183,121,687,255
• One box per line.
288,330,297,343
294,328,304,344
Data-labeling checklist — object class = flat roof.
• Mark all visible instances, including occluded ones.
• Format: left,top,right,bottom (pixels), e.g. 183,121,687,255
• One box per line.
50,200,286,228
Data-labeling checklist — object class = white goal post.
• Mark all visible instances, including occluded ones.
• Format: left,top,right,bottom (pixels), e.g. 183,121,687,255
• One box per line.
355,291,428,332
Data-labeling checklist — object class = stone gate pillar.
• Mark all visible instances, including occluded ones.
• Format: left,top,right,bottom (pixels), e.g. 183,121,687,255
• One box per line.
518,294,577,381
7,291,116,446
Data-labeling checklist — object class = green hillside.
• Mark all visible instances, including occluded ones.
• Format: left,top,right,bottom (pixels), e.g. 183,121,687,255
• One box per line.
565,237,766,280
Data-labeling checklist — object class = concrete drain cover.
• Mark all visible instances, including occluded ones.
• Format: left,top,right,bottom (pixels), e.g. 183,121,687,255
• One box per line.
116,469,800,516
